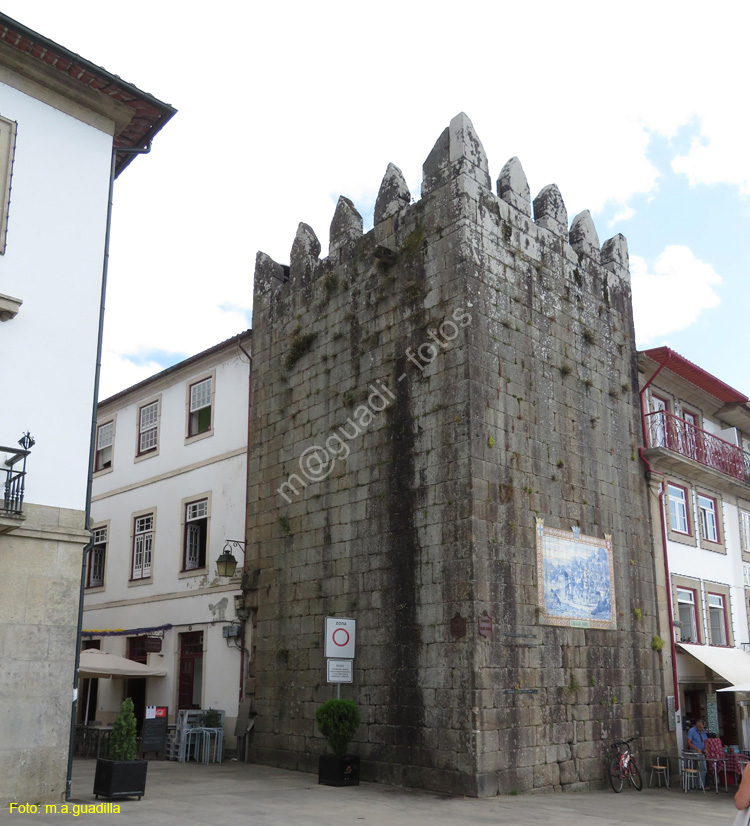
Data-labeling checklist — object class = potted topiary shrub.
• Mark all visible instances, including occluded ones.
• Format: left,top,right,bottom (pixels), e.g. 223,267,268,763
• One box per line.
315,698,360,787
93,698,148,801
200,708,222,728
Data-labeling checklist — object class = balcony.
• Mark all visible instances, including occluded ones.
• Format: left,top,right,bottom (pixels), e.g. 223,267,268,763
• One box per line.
1,433,34,530
644,410,750,488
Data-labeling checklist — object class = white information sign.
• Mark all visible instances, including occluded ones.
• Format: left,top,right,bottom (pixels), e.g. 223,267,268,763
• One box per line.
325,617,356,659
327,659,353,684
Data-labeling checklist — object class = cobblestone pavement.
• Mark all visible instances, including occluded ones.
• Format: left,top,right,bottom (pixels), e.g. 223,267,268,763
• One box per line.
1,759,737,825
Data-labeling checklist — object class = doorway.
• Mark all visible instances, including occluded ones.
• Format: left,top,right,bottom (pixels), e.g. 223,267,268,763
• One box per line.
178,631,204,710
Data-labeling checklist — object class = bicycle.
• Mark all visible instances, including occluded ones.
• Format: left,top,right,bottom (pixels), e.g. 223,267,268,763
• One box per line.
608,737,643,792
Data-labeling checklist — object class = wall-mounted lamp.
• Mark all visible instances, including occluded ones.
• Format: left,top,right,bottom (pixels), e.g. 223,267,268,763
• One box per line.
234,593,250,622
216,539,246,578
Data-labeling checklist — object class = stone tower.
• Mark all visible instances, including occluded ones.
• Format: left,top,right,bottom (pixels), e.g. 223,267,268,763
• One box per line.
245,113,671,795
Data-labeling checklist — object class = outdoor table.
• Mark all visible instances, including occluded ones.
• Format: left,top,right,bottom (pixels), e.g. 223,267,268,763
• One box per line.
200,727,223,764
87,726,114,757
705,738,727,792
83,725,113,758
725,754,750,784
183,727,205,762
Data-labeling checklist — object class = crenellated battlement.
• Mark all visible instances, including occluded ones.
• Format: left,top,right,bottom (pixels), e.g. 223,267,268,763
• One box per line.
254,112,629,319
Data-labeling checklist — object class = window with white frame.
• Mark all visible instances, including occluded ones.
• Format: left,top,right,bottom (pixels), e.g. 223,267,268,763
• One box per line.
183,499,208,570
668,484,690,534
87,526,107,588
676,587,699,643
95,421,113,471
698,494,720,543
188,377,212,437
741,511,750,551
132,514,153,580
707,593,728,646
138,401,159,455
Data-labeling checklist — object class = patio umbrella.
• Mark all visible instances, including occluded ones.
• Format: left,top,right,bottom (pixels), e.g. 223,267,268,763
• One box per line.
718,683,750,693
78,649,167,679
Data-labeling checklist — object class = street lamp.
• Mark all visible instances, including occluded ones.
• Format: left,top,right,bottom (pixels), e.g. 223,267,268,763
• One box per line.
216,539,246,578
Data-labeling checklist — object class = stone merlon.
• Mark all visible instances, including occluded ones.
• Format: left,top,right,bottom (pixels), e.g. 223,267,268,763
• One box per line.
533,183,568,235
254,251,287,296
601,234,630,281
289,222,321,283
422,112,491,197
497,157,531,217
569,210,601,263
374,163,411,225
329,196,363,256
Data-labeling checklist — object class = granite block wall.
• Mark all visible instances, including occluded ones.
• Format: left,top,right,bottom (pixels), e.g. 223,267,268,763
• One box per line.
0,504,88,805
245,113,671,795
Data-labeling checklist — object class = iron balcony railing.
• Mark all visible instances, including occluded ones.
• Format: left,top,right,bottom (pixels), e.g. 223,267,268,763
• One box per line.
644,410,749,483
1,433,34,515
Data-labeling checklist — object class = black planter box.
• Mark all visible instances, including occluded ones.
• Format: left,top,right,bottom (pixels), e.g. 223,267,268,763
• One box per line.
318,754,359,787
93,758,148,800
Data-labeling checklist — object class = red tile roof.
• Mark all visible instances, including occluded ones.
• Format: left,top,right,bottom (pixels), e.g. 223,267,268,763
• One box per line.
0,13,176,177
642,346,748,404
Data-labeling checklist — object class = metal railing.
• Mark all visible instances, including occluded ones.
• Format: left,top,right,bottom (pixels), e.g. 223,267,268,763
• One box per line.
644,410,749,483
1,433,34,515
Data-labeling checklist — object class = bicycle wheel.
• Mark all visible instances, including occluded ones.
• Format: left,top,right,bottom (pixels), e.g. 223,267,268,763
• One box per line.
609,757,624,792
628,758,643,790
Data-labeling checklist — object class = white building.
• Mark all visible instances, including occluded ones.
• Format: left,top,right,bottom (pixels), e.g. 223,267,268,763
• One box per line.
640,347,750,751
0,13,173,804
83,332,252,752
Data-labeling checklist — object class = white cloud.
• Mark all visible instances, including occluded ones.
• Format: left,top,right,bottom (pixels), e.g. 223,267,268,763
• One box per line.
631,246,722,345
99,351,167,401
609,206,635,227
672,129,750,193
6,0,749,396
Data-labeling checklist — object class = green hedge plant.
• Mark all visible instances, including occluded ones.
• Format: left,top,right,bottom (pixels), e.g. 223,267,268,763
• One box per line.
315,699,360,759
110,697,138,761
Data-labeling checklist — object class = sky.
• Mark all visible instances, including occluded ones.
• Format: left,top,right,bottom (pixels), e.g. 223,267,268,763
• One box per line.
5,1,750,400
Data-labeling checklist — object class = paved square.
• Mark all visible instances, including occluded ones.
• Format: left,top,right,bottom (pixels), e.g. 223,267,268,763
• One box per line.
1,759,738,825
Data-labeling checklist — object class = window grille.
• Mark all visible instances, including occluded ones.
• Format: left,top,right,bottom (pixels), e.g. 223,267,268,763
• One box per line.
139,402,158,453
190,379,212,412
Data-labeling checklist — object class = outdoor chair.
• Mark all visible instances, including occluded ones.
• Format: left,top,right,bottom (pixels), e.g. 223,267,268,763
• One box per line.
649,754,670,788
680,752,706,793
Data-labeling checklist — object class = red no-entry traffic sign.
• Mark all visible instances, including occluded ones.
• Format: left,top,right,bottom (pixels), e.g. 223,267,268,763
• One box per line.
325,617,356,659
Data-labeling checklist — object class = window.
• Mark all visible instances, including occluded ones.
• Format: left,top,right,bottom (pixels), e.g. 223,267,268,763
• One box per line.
188,377,212,437
138,401,159,455
183,499,208,570
87,526,107,588
708,593,728,646
651,394,669,448
95,421,113,471
0,115,17,256
127,636,148,663
668,484,690,535
676,587,699,643
680,409,700,460
741,511,750,551
698,494,720,543
132,514,153,580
